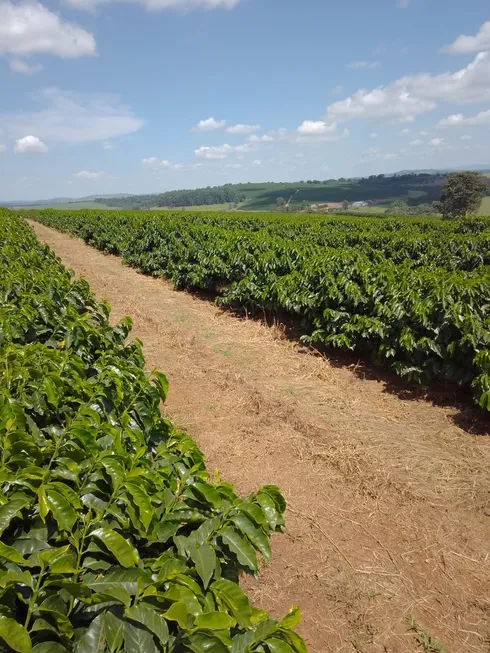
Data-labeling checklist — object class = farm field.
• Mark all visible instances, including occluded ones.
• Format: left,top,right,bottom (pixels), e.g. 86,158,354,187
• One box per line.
27,216,490,653
20,207,490,414
0,213,304,653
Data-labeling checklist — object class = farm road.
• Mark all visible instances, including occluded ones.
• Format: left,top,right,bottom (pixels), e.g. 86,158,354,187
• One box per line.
32,221,490,653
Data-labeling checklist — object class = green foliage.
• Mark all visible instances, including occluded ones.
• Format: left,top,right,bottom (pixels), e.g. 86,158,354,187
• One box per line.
11,207,490,412
438,171,487,220
0,214,305,652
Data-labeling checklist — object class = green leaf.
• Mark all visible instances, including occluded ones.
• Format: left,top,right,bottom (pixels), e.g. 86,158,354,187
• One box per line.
74,614,105,653
0,541,26,564
32,644,67,653
265,638,295,653
102,612,124,652
38,485,49,522
163,601,193,630
0,616,32,653
90,528,140,567
87,582,131,607
190,543,216,589
186,632,231,653
194,611,236,630
0,498,30,536
219,527,258,571
151,371,169,402
279,606,301,629
125,604,169,644
46,489,78,532
125,481,153,531
123,620,157,653
232,513,271,560
211,579,252,629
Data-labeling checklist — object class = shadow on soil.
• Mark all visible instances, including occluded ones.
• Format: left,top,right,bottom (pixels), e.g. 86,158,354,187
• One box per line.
183,290,489,437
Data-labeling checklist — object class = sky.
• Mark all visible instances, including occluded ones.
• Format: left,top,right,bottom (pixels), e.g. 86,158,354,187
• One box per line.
1,0,490,200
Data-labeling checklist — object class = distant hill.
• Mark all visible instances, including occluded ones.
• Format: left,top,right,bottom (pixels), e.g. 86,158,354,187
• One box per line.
92,173,453,212
0,193,134,208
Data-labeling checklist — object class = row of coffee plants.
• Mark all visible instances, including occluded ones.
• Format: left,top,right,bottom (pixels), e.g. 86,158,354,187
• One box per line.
20,208,490,411
0,213,306,652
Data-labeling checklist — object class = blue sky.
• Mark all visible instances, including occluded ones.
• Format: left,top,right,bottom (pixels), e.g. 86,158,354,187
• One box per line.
1,0,490,200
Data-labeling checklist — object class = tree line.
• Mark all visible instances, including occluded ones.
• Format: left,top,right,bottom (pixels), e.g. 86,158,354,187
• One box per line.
96,186,247,210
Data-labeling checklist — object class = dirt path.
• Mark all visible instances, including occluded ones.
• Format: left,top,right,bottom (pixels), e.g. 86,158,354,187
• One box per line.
32,222,490,653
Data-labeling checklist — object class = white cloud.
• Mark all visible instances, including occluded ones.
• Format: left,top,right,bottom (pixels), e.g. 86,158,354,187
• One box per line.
297,120,338,136
14,135,47,153
102,142,115,150
347,60,379,70
9,58,43,75
193,117,226,132
225,163,243,169
397,0,409,7
410,138,423,146
401,128,410,134
461,134,472,140
248,133,273,143
73,170,107,180
0,1,96,58
294,121,348,143
429,138,444,146
194,142,255,159
142,157,202,170
370,132,378,138
65,0,239,11
252,159,263,167
443,21,490,54
226,123,260,134
1,88,144,143
325,52,490,125
437,109,490,128
142,157,172,168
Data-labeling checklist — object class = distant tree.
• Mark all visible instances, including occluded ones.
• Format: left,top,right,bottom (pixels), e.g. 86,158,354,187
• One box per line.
437,171,487,219
342,200,349,211
276,196,285,208
300,200,310,211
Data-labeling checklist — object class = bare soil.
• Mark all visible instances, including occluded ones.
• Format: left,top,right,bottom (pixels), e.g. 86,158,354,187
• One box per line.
32,221,490,653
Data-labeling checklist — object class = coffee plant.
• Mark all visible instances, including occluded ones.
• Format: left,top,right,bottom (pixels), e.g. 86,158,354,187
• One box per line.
0,214,306,652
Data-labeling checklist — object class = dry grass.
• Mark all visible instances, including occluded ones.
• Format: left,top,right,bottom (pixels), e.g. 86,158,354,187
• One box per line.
31,221,490,653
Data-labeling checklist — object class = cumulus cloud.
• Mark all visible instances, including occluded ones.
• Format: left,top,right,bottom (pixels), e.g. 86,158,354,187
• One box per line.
226,123,260,134
1,88,144,143
410,138,423,146
297,120,338,135
9,58,43,75
0,1,96,58
195,142,255,159
437,109,490,128
252,159,263,167
347,60,379,70
429,138,444,146
370,132,378,138
324,52,490,125
65,0,239,11
193,117,226,132
443,21,490,54
14,135,48,153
